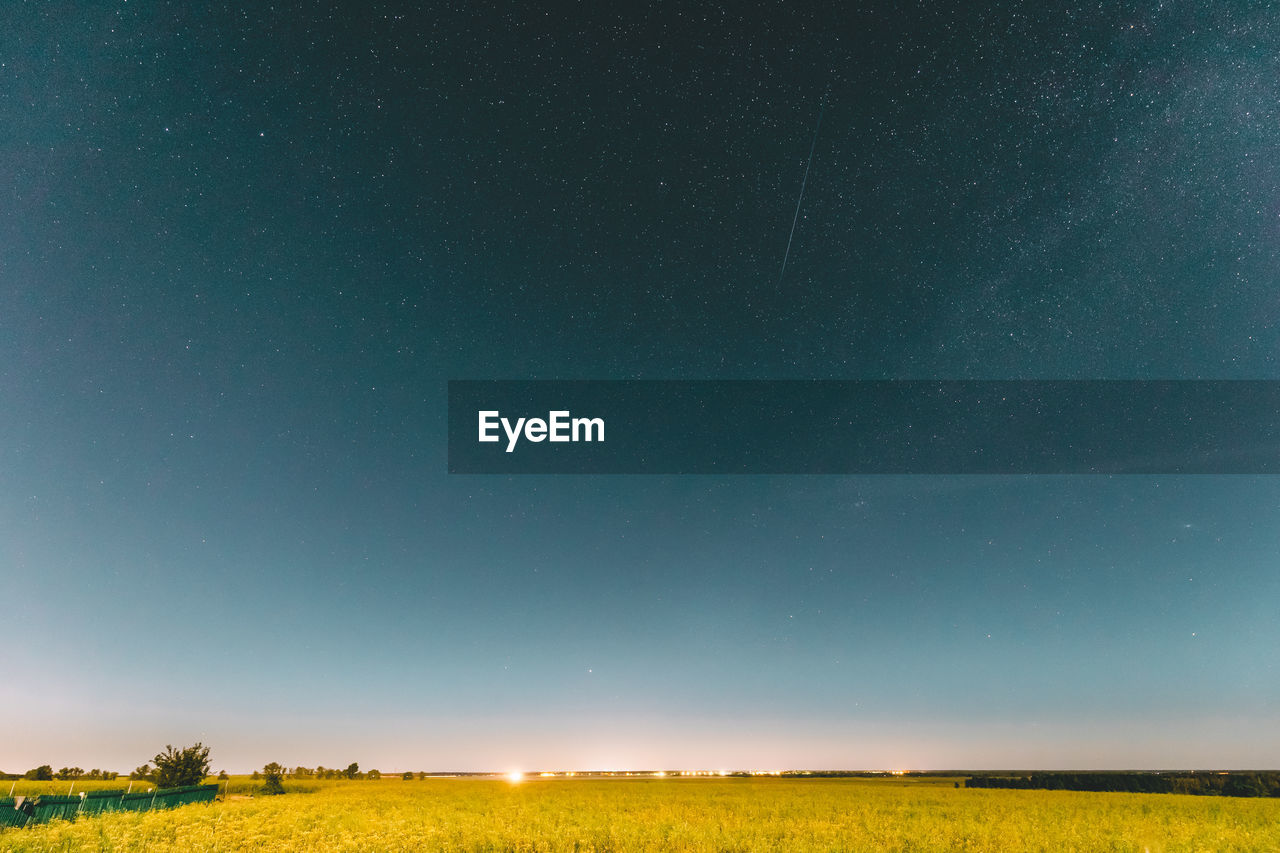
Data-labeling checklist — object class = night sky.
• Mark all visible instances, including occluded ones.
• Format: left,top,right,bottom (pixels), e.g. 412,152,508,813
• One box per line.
4,1,1279,773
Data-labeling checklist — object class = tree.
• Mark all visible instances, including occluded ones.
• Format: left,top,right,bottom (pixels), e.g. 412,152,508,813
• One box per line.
261,762,286,795
217,771,229,780
343,763,360,780
55,767,84,780
130,765,154,781
367,769,381,780
152,743,211,788
402,771,414,781
25,766,53,781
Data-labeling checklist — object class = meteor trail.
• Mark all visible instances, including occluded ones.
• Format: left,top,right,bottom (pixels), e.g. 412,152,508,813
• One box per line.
778,92,827,287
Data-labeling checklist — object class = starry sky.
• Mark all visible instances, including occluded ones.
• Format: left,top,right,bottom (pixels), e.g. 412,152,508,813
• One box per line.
3,1,1279,773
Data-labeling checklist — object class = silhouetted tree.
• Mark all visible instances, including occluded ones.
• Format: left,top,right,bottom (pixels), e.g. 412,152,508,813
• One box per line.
261,762,286,795
25,766,53,781
152,743,211,788
343,763,360,780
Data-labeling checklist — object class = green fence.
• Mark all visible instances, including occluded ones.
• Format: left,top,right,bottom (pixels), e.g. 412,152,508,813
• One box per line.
0,799,29,829
155,785,219,807
27,795,82,824
78,790,127,816
118,790,158,813
1,784,218,830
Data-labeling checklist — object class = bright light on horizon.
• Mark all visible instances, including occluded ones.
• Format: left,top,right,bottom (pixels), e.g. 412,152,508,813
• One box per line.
506,770,524,783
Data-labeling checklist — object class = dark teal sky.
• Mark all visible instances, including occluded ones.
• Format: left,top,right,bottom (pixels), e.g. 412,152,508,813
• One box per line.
3,1,1279,772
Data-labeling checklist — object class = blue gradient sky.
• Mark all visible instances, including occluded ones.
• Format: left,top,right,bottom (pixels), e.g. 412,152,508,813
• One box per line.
4,1,1280,773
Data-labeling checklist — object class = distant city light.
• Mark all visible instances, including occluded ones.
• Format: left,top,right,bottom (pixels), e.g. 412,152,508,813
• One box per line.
506,771,524,783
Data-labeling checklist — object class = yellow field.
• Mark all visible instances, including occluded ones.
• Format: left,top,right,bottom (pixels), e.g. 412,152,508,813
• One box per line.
2,781,172,798
3,777,1279,852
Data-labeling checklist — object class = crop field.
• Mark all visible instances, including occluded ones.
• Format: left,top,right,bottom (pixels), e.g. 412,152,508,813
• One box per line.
2,776,1279,852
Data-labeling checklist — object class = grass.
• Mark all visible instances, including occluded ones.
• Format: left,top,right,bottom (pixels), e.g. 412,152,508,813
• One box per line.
1,781,156,798
3,776,1279,852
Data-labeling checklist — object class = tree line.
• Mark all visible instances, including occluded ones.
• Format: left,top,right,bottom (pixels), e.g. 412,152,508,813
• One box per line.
3,744,214,788
280,763,366,780
279,765,436,781
4,752,428,788
2,767,120,781
966,771,1280,797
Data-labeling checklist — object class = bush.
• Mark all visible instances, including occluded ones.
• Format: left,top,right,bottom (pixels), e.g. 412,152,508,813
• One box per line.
261,763,286,796
153,744,212,788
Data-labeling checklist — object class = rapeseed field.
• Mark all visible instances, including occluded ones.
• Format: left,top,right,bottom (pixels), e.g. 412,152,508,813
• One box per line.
3,776,1278,852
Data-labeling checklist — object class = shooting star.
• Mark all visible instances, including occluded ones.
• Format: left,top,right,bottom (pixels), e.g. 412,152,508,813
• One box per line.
777,92,827,287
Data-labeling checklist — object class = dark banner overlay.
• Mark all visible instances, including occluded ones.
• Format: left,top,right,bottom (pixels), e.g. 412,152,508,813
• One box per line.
448,381,1280,474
